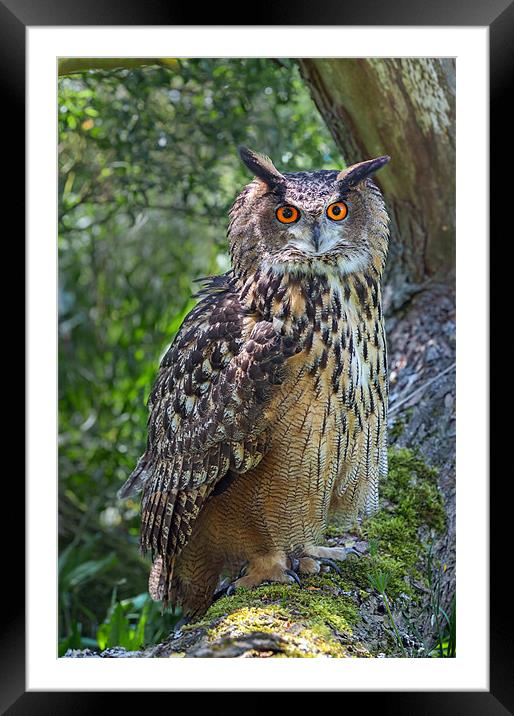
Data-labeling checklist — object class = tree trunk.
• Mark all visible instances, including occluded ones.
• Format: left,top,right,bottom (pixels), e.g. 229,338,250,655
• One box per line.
64,59,457,659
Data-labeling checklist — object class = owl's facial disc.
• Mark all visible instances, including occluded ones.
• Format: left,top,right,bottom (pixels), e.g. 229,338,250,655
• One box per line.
270,196,372,276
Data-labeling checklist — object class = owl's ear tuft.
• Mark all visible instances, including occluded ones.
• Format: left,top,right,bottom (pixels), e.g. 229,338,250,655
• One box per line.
336,155,390,188
238,146,285,188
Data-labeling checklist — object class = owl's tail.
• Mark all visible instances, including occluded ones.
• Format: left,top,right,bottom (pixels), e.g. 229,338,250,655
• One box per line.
148,553,178,608
148,550,222,619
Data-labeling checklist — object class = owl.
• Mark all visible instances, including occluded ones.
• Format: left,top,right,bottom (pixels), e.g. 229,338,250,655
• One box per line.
118,146,391,618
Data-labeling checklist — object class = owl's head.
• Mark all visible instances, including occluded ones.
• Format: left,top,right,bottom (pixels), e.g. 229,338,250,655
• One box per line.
229,146,390,281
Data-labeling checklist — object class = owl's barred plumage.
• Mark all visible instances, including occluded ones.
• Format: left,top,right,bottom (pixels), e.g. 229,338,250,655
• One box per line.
119,147,391,617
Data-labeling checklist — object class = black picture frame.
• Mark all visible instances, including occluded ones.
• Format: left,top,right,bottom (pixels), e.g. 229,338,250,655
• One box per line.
6,0,507,711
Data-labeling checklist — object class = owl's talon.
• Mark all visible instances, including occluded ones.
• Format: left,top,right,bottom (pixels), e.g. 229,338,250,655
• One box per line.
345,547,360,559
318,557,342,575
284,568,301,586
237,562,249,579
173,615,191,632
211,579,237,603
288,555,300,573
303,544,361,574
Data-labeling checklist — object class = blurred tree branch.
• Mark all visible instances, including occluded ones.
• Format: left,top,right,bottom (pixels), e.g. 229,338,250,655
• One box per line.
58,58,179,76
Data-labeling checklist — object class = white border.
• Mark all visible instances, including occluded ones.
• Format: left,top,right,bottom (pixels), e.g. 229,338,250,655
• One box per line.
27,26,488,691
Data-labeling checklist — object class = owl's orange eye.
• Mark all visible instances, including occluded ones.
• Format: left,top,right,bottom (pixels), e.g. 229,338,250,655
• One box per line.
327,201,348,221
276,205,300,224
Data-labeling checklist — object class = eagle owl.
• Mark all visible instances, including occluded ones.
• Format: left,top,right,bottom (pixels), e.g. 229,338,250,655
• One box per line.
119,146,390,618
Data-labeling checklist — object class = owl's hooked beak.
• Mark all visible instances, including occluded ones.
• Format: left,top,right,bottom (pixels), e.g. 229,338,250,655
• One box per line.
288,219,332,256
310,224,322,252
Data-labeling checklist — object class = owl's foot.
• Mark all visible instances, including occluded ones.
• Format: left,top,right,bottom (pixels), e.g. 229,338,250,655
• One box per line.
296,556,322,575
234,552,301,589
300,545,359,574
210,546,357,605
210,553,300,604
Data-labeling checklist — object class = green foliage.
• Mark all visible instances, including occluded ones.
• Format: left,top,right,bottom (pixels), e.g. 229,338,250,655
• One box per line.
366,538,407,657
432,596,456,658
426,543,456,657
96,593,178,652
97,602,146,651
58,58,338,651
58,538,120,655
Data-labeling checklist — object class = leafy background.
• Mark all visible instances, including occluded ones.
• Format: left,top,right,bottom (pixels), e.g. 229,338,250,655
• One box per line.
58,58,339,655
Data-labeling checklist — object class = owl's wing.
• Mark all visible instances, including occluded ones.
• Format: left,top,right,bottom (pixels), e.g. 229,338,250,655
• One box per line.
118,274,298,600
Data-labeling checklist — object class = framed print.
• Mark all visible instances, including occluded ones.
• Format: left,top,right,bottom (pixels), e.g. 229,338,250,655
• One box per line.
4,0,508,710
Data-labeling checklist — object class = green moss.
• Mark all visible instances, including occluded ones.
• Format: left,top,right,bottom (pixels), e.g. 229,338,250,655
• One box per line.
201,579,359,629
358,447,446,599
384,448,445,533
204,604,351,657
183,577,367,657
